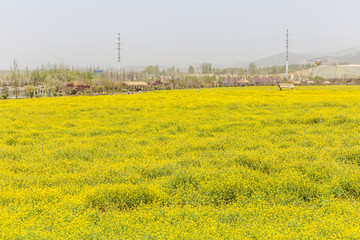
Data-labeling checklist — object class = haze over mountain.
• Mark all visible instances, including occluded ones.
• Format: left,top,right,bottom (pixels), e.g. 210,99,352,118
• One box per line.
165,47,360,71
87,47,360,72
252,47,360,68
150,47,360,71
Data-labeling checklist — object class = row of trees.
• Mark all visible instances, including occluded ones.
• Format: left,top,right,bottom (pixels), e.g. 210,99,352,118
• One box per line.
2,60,357,98
0,61,119,95
142,62,314,75
0,61,317,90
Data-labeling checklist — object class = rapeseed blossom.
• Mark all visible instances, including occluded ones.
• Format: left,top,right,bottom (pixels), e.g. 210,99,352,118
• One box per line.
0,86,360,238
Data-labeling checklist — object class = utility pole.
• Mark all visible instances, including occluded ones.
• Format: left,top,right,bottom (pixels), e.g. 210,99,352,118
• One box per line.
117,33,121,81
286,29,289,81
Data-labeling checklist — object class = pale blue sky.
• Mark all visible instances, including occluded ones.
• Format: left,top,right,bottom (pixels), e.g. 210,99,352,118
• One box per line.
1,0,360,69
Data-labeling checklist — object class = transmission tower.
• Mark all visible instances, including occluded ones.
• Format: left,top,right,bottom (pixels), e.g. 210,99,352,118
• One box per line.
286,29,289,81
117,33,121,81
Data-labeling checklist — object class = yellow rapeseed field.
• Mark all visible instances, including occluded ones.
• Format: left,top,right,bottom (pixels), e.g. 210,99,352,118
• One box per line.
1,86,360,239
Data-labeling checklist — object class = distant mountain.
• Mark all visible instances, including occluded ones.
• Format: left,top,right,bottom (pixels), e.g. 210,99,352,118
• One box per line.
325,47,360,57
252,47,360,67
254,52,314,67
119,47,360,71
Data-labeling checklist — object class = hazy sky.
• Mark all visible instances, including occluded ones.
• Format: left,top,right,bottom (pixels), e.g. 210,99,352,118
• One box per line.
1,0,360,69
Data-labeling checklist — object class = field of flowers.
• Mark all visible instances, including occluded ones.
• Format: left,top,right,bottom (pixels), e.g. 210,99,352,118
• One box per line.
1,86,360,239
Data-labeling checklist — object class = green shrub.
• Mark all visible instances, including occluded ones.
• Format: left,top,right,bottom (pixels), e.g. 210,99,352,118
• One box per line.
140,164,175,179
86,184,167,210
168,171,200,190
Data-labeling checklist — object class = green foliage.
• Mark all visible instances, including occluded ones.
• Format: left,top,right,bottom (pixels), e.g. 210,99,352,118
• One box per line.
188,65,195,74
143,65,160,75
201,63,212,74
248,62,257,75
